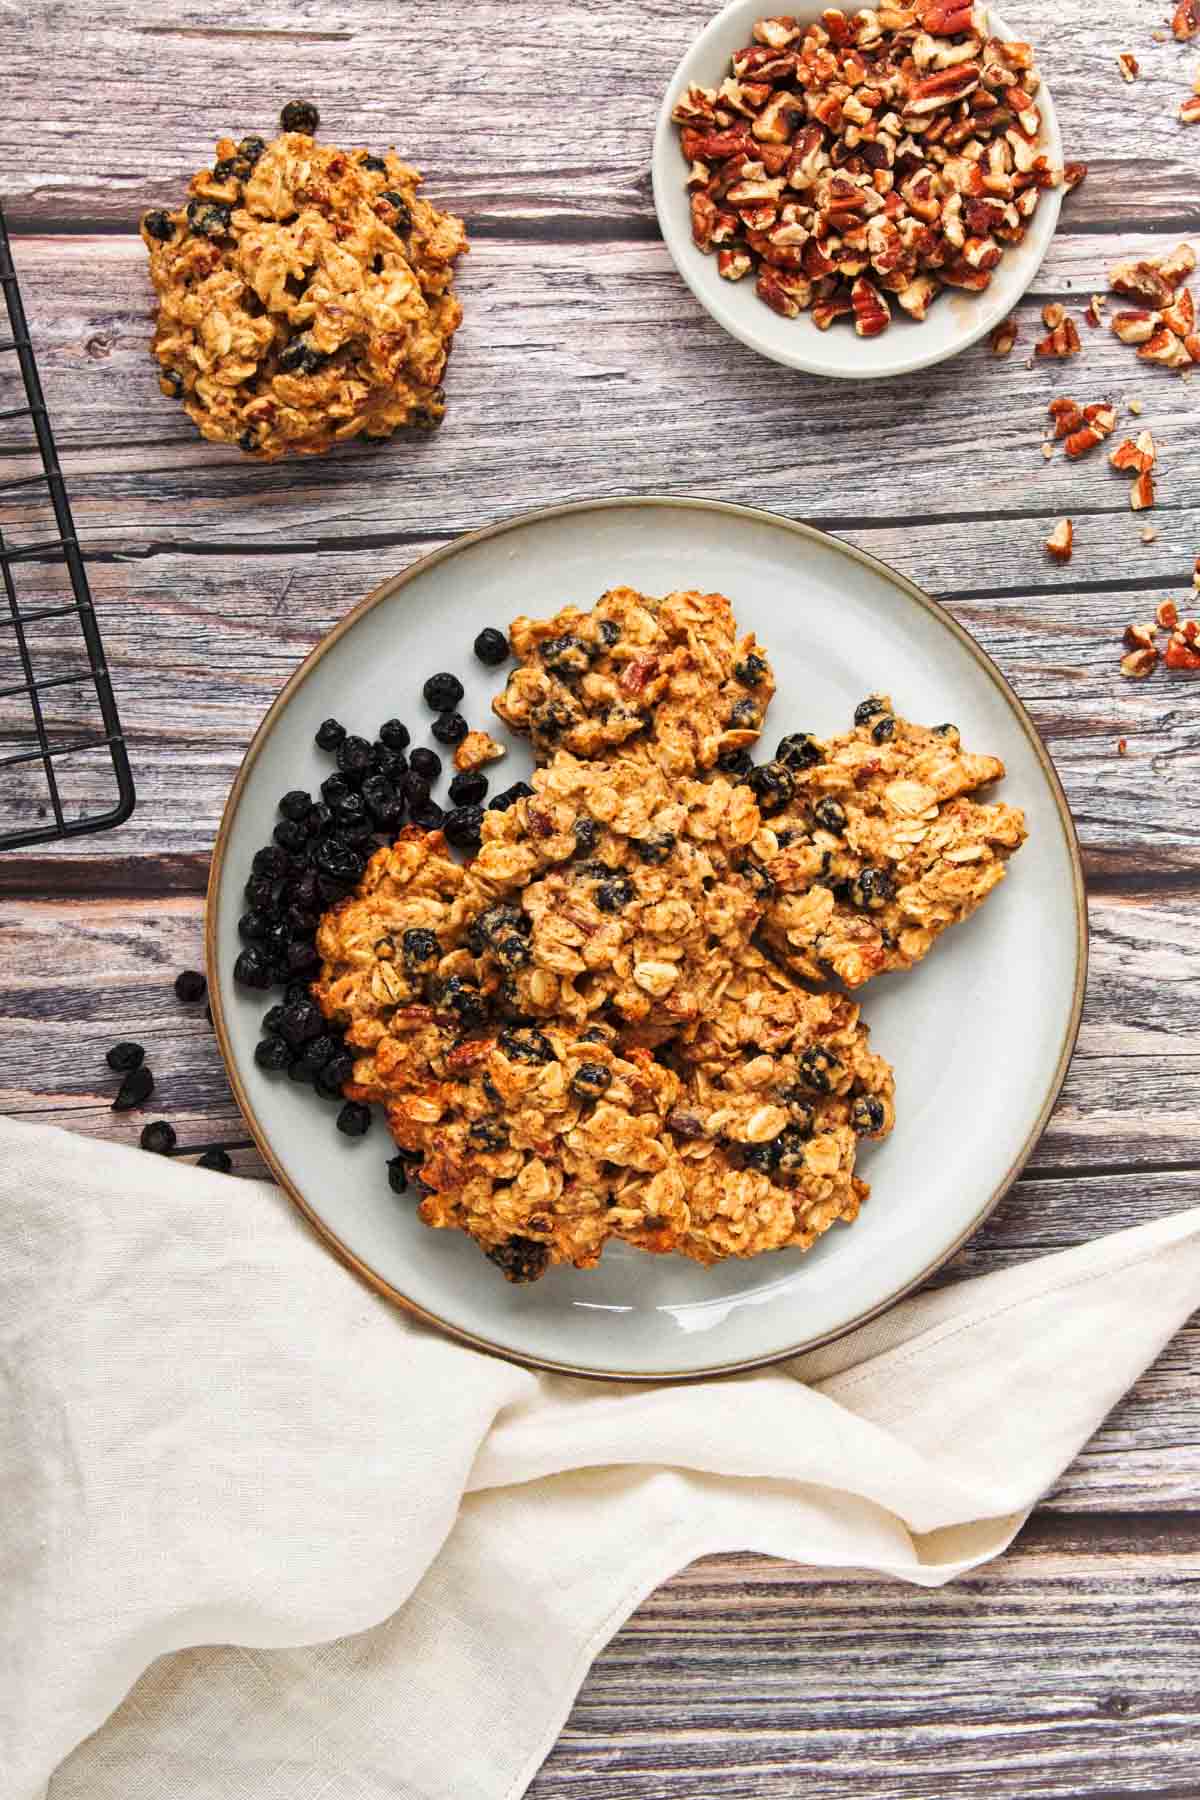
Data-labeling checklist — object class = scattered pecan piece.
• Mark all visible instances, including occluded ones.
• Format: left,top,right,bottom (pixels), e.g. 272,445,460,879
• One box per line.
1161,287,1196,336
1120,646,1159,678
1174,0,1200,40
1035,315,1082,357
1041,301,1065,330
1045,518,1073,561
1117,52,1139,80
1110,260,1174,308
1181,95,1200,124
1110,431,1156,475
1158,243,1197,288
1157,599,1180,630
1139,327,1192,368
1048,396,1083,437
1117,737,1128,755
1194,555,1200,590
1064,404,1117,457
1130,469,1156,511
989,317,1018,355
1164,633,1200,669
1111,309,1161,345
1063,161,1088,189
1123,622,1158,651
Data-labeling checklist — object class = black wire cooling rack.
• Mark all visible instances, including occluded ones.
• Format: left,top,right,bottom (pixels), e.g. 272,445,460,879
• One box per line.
0,200,134,851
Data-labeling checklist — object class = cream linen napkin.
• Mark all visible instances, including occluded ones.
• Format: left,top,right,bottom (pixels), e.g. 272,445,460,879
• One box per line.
3,1113,1198,1800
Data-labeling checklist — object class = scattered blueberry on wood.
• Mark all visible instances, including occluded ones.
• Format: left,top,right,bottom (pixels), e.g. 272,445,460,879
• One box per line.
196,1148,233,1173
174,969,207,1003
106,1041,145,1072
140,1120,177,1154
112,1064,154,1112
280,99,320,135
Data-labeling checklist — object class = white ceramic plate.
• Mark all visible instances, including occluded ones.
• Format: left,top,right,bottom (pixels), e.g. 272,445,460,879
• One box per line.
207,498,1085,1380
651,0,1063,379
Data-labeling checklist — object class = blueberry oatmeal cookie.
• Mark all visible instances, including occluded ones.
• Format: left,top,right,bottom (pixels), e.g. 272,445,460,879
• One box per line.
140,103,466,459
756,698,1028,987
492,586,775,775
467,748,767,1042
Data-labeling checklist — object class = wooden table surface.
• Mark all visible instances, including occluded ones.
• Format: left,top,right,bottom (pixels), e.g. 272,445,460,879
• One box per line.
3,1,1199,1792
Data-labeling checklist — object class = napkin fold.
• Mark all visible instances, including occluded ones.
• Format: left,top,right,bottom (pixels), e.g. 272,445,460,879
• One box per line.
2,1113,1197,1800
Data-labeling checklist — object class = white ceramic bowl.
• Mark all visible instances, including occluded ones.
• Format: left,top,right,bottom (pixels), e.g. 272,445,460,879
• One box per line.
651,0,1063,379
208,497,1086,1382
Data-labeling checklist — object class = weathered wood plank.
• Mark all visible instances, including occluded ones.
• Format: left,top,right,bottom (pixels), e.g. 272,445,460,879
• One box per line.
533,1521,1200,1799
2,0,1198,233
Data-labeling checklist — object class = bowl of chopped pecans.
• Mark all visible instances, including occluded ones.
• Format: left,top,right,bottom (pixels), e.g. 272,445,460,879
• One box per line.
652,0,1067,379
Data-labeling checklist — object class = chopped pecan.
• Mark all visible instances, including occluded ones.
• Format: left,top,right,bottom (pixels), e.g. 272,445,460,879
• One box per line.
1109,433,1155,475
989,315,1018,355
1045,518,1073,562
894,273,939,318
851,275,891,335
1156,599,1180,630
1158,242,1197,288
1064,405,1116,457
1041,302,1065,330
1173,0,1200,39
1123,622,1158,651
718,247,754,280
1117,52,1139,81
1048,397,1084,437
1111,309,1160,345
1109,260,1175,308
1161,287,1196,336
1063,160,1088,190
756,267,814,316
1182,95,1200,124
1035,315,1082,357
1120,646,1159,678
811,289,855,329
1164,633,1200,669
1138,327,1192,368
1130,469,1156,511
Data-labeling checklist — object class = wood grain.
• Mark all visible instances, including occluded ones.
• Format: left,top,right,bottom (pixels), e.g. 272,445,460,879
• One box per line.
4,0,1200,1788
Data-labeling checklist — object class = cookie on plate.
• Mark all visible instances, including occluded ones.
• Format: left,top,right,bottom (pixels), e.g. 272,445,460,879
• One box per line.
755,698,1028,988
140,107,466,459
492,585,774,775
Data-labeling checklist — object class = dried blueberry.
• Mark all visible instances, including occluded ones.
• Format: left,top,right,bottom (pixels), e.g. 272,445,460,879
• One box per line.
848,865,894,910
106,1041,145,1073
777,1089,816,1134
278,788,312,823
211,156,243,184
854,696,888,726
634,832,675,865
422,672,464,712
494,934,530,968
813,798,847,835
411,800,445,830
747,760,796,814
140,1119,177,1154
871,715,896,744
243,872,276,912
595,875,635,913
776,732,824,770
386,1153,410,1194
598,619,620,647
489,781,534,812
373,747,408,784
796,1044,841,1094
286,940,321,976
142,209,175,242
306,802,334,837
314,838,366,884
717,747,754,779
360,772,398,823
432,710,468,747
734,652,769,686
486,1236,550,1283
186,199,232,237
289,868,319,911
773,1125,812,1174
402,774,432,810
315,718,347,752
380,191,412,233
336,1100,372,1138
262,1003,287,1036
238,909,273,942
402,927,440,969
529,699,575,741
741,861,775,900
359,152,388,173
237,135,267,167
336,734,375,781
468,1117,508,1151
233,947,272,989
273,818,308,855
742,1137,782,1174
473,627,509,666
112,1064,154,1112
443,804,484,849
667,1110,704,1141
499,1025,555,1064
197,1147,233,1172
578,1025,610,1044
255,1036,293,1072
280,99,320,135
379,717,411,751
316,1052,355,1098
277,339,326,376
298,1034,338,1073
252,845,290,881
409,746,442,781
540,633,590,677
439,976,488,1030
851,1094,887,1136
161,368,184,397
570,1062,612,1099
448,769,487,806
729,698,760,730
279,999,323,1046
934,722,958,738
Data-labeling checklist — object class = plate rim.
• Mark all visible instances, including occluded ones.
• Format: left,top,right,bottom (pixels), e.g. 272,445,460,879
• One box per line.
649,0,1065,380
205,494,1088,1383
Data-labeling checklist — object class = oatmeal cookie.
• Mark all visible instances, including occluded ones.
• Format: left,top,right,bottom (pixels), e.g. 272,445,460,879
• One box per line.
492,586,774,774
140,112,466,459
467,748,768,1041
757,698,1028,987
312,829,491,1107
